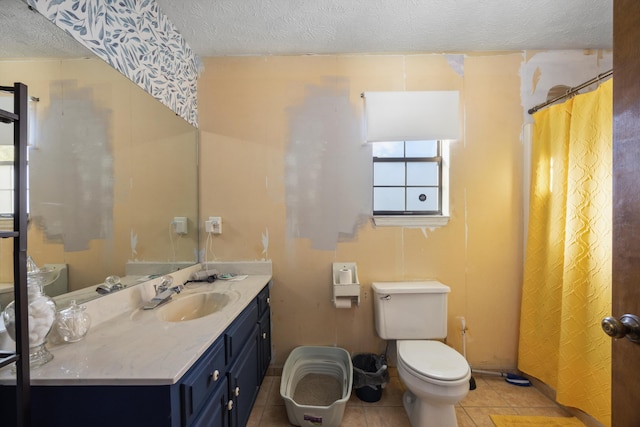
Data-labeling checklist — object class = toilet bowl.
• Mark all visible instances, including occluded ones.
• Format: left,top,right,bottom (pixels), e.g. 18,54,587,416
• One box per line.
371,281,471,427
396,340,470,427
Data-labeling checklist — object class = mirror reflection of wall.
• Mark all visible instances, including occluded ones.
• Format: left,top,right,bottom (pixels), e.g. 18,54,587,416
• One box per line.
0,57,198,305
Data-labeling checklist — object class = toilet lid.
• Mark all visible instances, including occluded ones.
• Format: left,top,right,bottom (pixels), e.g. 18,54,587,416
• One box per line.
398,340,470,381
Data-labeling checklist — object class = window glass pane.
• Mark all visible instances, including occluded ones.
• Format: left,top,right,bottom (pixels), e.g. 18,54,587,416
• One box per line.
374,162,405,186
374,187,405,211
0,123,13,145
0,164,13,214
406,140,437,158
0,165,12,187
0,95,14,146
372,141,404,158
407,187,439,211
0,190,12,214
407,162,438,186
0,146,13,161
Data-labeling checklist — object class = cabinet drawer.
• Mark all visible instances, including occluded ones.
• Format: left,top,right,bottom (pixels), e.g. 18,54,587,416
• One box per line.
225,301,258,364
181,338,227,426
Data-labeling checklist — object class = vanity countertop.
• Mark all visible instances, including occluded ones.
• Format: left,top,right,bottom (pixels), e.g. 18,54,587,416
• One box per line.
0,262,272,386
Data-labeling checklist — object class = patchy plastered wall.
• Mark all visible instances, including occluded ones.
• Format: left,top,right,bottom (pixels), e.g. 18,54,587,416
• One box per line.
286,77,371,250
31,81,112,251
520,50,612,124
198,50,611,368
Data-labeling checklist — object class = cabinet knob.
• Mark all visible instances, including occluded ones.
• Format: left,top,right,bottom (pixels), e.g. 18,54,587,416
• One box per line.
262,332,267,340
266,297,270,305
234,386,240,397
227,400,233,411
210,370,220,381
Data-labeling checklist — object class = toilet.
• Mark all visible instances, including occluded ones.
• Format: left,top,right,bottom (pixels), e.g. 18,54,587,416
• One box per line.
371,281,470,427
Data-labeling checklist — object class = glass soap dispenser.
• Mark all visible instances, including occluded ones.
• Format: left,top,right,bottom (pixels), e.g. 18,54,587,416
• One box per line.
55,300,91,343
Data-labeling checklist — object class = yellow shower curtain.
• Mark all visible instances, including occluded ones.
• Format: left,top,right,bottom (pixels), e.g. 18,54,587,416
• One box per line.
518,79,612,426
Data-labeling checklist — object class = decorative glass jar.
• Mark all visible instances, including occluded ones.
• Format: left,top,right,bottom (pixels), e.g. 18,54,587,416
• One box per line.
1,256,58,368
55,299,91,343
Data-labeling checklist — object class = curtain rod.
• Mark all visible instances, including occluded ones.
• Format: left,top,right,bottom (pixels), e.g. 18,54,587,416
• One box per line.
527,69,613,115
0,87,39,102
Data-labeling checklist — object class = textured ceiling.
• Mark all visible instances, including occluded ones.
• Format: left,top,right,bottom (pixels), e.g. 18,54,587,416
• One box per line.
156,0,613,56
0,0,612,58
0,0,92,58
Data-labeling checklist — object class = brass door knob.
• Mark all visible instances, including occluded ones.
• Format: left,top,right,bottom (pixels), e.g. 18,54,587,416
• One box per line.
602,314,640,343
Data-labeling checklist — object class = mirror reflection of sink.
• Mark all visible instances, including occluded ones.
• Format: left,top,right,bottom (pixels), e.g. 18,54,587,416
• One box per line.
156,291,240,322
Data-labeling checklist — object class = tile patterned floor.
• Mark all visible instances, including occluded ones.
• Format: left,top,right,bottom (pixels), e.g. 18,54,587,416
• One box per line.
247,369,572,426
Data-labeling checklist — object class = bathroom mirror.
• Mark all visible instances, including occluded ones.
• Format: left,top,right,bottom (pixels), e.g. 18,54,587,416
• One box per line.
0,1,199,308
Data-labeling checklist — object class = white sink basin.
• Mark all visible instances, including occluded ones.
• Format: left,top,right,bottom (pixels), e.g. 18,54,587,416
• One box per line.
156,290,240,322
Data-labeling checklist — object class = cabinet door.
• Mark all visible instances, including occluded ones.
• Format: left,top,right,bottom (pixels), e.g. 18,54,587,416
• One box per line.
228,325,260,427
190,377,230,427
225,302,258,365
258,308,271,380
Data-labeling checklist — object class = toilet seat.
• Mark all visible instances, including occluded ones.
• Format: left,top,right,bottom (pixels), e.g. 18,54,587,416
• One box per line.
397,340,470,382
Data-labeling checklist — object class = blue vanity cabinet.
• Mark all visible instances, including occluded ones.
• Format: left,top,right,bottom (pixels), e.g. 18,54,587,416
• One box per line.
257,286,271,379
189,281,271,427
0,382,178,426
0,282,273,427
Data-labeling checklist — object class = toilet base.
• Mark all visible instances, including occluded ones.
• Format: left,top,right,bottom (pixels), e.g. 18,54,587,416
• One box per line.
402,390,458,427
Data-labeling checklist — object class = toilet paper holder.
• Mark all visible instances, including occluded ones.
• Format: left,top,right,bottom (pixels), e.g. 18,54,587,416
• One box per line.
332,262,360,307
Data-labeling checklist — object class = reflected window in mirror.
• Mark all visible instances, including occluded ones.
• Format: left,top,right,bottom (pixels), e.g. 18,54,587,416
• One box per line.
0,95,35,230
0,145,30,231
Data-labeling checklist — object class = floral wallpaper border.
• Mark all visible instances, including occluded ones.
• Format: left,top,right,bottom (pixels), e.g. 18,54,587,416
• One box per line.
26,0,199,127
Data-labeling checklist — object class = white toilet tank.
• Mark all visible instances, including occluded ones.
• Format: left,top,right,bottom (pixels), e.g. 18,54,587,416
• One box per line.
371,281,450,340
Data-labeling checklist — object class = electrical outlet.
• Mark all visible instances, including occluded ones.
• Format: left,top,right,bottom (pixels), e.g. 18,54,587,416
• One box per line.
209,216,222,234
173,216,188,234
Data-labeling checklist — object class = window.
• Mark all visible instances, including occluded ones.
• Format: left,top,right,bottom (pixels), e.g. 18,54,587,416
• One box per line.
0,94,34,229
0,146,15,215
372,140,450,227
0,146,29,229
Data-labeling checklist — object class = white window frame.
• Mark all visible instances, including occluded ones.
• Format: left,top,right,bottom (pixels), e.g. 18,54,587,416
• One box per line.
372,141,450,227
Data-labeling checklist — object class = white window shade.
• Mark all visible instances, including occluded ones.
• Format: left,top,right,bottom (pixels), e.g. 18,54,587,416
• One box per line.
364,91,460,142
0,95,37,146
0,95,13,145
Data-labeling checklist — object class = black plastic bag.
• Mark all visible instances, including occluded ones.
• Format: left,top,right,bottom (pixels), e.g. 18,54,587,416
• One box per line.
352,353,390,390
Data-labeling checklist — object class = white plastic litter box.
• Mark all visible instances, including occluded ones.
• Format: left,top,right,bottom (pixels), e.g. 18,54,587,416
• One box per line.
280,346,353,427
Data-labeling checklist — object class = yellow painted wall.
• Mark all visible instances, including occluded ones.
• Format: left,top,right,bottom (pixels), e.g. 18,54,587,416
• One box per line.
198,53,526,368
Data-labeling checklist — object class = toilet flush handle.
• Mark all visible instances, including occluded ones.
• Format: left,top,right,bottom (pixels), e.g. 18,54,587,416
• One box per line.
379,294,391,301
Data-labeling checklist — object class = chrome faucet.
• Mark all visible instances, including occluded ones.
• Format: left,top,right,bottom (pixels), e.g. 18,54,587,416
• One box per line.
96,275,124,295
143,275,183,310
